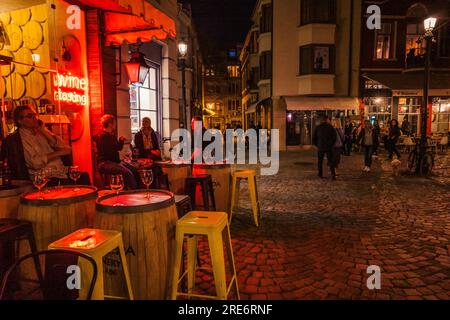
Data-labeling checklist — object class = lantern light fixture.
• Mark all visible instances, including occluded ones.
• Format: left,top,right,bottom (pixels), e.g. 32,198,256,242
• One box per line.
125,50,150,85
178,40,188,58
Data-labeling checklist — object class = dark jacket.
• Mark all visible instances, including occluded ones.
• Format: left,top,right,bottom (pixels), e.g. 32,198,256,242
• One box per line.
133,129,160,158
93,131,124,164
358,128,378,147
313,123,337,152
388,126,401,143
0,130,30,180
344,123,354,138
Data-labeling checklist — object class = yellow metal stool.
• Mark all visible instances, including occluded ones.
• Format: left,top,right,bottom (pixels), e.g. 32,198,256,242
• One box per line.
229,170,261,227
48,228,134,300
171,211,239,300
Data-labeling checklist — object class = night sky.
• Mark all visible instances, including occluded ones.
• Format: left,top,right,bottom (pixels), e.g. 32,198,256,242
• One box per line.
188,0,257,55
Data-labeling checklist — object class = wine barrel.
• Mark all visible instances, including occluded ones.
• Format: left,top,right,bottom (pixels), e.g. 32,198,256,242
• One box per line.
18,186,98,251
155,161,191,194
0,180,33,219
192,162,231,212
95,190,178,300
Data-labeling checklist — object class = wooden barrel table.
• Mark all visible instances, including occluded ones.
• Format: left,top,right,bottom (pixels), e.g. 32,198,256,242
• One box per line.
155,161,191,194
192,162,231,213
95,190,178,300
18,186,98,251
0,180,34,219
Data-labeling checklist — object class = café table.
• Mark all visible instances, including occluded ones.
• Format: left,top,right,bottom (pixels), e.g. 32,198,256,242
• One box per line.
192,162,231,213
18,186,98,251
0,180,34,219
155,160,191,194
95,189,178,300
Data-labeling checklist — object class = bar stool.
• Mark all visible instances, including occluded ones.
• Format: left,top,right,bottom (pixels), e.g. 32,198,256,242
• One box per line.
48,228,134,300
0,219,41,283
229,170,261,227
171,211,239,300
185,175,216,211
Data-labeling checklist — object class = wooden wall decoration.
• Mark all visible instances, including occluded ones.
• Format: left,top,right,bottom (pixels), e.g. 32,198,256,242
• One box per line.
14,47,33,75
10,8,31,27
23,21,43,50
31,5,48,23
5,24,23,52
0,13,11,26
25,71,46,99
6,73,25,100
0,50,14,77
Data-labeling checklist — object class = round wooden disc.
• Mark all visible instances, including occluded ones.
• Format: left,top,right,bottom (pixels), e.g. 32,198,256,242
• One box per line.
0,50,14,76
0,12,11,25
25,71,46,99
10,8,31,26
31,4,48,23
22,21,43,50
6,73,26,100
0,77,6,98
5,24,23,52
32,44,51,73
14,47,33,75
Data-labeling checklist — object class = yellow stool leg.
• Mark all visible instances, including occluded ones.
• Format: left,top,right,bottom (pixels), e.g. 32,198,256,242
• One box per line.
118,242,134,300
186,235,198,295
223,225,240,300
248,176,260,227
229,176,237,223
208,230,227,300
171,229,185,300
91,254,105,300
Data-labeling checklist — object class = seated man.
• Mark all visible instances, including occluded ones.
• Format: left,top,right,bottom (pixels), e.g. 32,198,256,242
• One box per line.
133,117,162,161
0,105,90,185
94,114,139,189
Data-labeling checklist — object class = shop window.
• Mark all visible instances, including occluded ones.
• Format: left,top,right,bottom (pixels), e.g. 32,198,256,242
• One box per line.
300,0,336,25
432,100,450,133
365,97,392,126
375,23,394,60
260,51,272,80
398,97,421,135
299,45,335,75
130,65,160,135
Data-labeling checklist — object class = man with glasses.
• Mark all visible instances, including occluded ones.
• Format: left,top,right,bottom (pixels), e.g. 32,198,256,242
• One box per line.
0,105,90,185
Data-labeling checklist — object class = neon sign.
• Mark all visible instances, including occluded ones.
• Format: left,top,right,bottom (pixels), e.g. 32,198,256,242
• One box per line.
53,73,88,106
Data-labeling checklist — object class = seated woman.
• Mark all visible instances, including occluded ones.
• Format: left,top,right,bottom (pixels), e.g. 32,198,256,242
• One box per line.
1,105,90,186
133,117,162,161
94,115,139,189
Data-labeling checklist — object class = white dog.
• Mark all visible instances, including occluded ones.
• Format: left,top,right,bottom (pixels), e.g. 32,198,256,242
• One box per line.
391,157,402,177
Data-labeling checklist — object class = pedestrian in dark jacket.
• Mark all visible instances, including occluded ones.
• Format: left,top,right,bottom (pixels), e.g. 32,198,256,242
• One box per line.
387,119,401,160
343,117,354,156
331,118,345,175
313,116,337,179
372,120,381,156
358,121,378,172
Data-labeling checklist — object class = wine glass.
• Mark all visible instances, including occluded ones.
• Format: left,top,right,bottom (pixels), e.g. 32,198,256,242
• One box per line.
110,174,124,206
43,167,52,193
33,171,48,200
69,166,81,192
139,170,153,199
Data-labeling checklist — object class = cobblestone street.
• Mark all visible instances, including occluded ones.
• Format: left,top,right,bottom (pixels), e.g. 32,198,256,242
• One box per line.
195,150,450,300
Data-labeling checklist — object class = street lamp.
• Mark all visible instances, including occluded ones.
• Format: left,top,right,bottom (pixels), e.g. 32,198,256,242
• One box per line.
417,17,437,174
125,50,150,85
178,40,188,126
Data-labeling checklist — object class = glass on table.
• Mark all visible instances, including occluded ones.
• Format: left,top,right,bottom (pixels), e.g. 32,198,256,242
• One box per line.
33,170,49,200
139,169,153,199
110,174,125,206
69,166,81,191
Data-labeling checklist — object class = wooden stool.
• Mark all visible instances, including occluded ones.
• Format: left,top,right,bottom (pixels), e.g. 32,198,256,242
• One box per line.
0,219,41,283
185,175,216,211
175,195,192,219
171,211,239,300
229,170,261,227
48,229,134,300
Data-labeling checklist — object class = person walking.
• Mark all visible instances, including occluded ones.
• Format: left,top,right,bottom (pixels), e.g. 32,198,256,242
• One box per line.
313,116,337,180
331,118,345,176
372,120,381,156
343,116,354,156
358,120,377,172
387,119,401,160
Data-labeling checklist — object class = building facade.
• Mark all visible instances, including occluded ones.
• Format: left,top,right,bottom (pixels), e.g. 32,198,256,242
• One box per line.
242,0,363,151
360,0,450,136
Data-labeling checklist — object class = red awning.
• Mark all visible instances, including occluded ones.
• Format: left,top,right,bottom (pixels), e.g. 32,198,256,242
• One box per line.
71,0,176,45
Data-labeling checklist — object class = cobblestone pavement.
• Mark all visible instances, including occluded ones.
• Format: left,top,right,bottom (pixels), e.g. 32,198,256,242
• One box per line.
188,149,450,300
